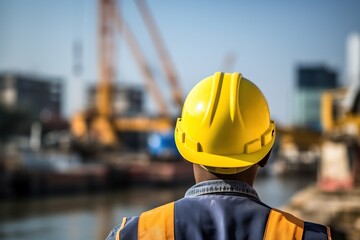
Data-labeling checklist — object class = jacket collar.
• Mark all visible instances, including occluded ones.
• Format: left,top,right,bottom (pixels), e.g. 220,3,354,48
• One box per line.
185,179,260,200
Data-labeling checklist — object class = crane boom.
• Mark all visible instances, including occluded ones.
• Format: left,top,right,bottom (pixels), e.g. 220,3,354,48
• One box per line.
97,0,116,117
135,0,183,109
113,6,169,116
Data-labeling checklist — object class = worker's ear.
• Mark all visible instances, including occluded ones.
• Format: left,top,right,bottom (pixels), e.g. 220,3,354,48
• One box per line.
258,149,272,168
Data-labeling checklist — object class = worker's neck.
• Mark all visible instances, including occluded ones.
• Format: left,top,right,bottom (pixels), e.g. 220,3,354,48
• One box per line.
193,164,259,187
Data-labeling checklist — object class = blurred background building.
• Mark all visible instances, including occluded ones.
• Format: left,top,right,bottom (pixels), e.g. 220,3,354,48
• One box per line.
0,72,62,121
293,66,338,130
88,84,144,117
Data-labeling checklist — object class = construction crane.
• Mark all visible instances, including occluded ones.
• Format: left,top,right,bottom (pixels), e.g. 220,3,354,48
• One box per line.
71,0,118,147
71,0,182,151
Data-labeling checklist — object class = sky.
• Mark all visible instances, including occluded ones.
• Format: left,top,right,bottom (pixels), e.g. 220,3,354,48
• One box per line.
0,0,359,125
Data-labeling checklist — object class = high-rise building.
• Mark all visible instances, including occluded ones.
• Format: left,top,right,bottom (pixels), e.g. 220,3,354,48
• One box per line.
343,33,360,112
347,33,360,87
293,66,338,129
0,73,62,121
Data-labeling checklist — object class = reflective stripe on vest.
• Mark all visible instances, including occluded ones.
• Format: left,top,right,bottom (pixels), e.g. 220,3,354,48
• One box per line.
116,217,127,240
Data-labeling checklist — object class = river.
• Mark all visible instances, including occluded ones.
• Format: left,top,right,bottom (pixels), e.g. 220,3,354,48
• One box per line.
0,174,315,240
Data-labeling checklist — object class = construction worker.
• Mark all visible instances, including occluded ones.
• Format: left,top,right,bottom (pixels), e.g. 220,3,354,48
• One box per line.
106,72,332,240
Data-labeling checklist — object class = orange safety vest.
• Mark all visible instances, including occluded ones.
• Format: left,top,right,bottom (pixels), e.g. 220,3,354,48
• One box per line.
116,199,331,240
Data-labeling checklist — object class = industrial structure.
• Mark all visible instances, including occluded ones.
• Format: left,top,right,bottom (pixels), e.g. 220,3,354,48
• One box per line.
277,33,360,189
71,0,183,152
319,33,360,191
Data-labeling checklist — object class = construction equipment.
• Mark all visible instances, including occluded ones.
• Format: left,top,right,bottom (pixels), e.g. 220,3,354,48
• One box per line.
318,33,360,191
318,88,360,191
71,0,182,151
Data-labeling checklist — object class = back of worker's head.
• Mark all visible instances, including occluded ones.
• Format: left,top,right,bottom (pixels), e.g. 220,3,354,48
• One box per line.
175,72,275,175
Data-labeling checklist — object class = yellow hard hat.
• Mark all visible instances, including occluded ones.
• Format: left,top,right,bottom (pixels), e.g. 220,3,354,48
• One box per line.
174,72,275,174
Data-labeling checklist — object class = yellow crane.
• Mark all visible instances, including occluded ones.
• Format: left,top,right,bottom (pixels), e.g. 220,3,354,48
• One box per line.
71,0,182,149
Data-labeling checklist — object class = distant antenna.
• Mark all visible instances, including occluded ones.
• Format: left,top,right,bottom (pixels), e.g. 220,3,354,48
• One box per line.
70,0,85,116
72,0,84,77
221,52,236,72
73,40,83,76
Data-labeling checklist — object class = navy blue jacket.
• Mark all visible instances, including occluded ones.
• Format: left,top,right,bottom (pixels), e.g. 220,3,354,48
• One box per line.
107,180,331,240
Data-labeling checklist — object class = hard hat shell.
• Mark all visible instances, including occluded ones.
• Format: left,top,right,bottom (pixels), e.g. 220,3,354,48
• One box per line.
174,72,275,173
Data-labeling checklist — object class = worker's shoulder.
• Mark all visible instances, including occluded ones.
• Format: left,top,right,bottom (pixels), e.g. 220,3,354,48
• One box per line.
267,208,331,240
115,202,175,239
121,202,174,228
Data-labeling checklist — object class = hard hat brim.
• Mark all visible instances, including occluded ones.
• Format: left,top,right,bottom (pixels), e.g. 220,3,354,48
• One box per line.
174,125,276,168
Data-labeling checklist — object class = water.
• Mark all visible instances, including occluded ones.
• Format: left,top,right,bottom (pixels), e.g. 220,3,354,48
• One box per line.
0,175,315,240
